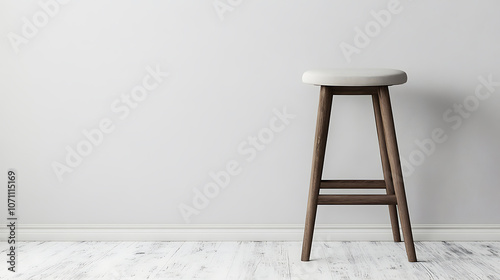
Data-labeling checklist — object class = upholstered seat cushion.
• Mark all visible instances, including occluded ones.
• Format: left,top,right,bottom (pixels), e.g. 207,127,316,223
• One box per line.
302,68,407,86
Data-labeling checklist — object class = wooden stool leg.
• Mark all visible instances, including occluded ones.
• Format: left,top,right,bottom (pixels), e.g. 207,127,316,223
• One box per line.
301,86,334,261
372,94,401,242
378,86,417,262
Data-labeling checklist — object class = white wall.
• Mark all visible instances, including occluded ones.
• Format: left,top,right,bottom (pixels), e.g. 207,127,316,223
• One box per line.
1,0,499,230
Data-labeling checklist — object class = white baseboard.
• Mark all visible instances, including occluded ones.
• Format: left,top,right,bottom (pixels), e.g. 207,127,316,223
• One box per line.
1,224,499,242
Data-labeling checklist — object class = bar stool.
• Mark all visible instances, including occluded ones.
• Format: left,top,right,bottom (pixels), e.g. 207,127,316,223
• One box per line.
301,68,417,262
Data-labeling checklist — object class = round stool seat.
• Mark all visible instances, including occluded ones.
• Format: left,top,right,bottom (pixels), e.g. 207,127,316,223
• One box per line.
302,68,407,87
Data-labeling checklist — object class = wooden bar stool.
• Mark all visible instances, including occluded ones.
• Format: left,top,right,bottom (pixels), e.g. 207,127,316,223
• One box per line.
301,69,417,262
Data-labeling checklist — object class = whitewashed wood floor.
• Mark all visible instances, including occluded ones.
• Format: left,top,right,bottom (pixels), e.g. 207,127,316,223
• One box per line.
1,241,499,280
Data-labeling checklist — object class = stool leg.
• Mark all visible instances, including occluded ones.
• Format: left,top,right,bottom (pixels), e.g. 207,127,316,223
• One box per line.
378,86,417,262
301,86,333,261
372,94,401,243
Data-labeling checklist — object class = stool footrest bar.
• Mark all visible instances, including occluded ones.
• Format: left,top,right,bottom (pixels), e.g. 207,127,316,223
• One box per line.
320,180,386,189
317,195,397,205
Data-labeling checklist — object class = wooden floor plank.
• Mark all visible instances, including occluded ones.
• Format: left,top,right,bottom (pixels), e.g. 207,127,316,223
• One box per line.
225,242,291,280
32,242,120,280
201,242,240,279
77,241,184,280
153,241,221,279
1,241,499,279
285,241,333,280
10,242,97,279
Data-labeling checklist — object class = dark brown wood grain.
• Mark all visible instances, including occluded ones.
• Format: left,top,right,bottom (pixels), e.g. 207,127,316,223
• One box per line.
324,86,379,95
317,195,397,205
320,180,386,189
301,84,417,263
372,94,402,243
378,86,417,262
301,86,333,262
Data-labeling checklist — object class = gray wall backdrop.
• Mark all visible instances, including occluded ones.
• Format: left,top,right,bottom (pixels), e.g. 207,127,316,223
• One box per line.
1,0,499,226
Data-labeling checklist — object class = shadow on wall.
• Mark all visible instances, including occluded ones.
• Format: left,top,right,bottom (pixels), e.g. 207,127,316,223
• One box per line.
394,81,500,223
